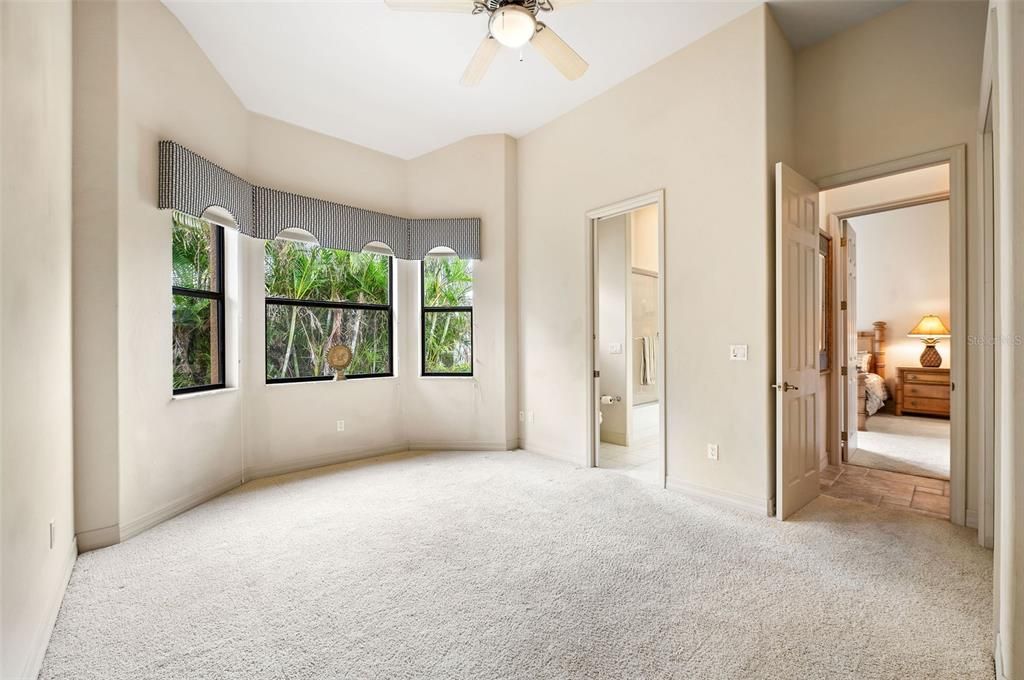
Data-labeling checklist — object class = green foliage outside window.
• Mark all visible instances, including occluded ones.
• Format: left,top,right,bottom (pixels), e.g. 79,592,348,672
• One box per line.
422,257,473,375
265,240,392,380
172,213,223,391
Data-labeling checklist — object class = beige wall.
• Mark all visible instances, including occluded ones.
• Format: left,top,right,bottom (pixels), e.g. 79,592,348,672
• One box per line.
1,1,76,678
242,115,408,479
850,201,952,396
115,0,250,534
72,0,519,546
518,6,773,509
404,134,519,452
796,0,987,522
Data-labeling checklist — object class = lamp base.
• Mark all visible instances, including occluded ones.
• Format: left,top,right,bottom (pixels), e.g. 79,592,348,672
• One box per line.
919,344,942,368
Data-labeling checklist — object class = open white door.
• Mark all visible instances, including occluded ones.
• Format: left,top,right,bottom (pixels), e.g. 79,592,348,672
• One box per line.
841,221,859,457
775,163,821,519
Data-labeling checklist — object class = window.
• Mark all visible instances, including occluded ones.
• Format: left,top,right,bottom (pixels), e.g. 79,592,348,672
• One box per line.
172,212,226,394
421,256,473,376
265,240,393,382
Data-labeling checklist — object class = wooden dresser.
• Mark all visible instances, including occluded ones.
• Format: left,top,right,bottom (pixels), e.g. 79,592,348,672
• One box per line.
895,367,950,418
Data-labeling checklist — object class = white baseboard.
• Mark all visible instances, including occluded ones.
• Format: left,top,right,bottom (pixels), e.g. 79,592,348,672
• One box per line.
995,633,1008,680
19,536,77,680
76,523,120,553
406,440,511,452
120,474,242,541
666,477,766,515
966,508,978,529
518,439,583,465
243,444,408,482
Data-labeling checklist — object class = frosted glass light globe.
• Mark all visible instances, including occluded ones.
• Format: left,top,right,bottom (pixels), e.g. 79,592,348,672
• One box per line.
489,5,536,48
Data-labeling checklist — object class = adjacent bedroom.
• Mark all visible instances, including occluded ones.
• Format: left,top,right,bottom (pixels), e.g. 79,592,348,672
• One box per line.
817,164,954,519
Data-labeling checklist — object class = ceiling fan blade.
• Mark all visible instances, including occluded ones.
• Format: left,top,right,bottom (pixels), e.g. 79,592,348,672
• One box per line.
384,0,476,12
461,36,500,87
531,25,588,81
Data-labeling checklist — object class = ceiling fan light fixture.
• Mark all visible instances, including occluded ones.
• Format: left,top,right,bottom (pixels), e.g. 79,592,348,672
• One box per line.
488,4,536,48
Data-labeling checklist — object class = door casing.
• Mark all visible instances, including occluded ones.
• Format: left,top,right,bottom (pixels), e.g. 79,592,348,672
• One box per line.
585,190,666,487
817,146,969,527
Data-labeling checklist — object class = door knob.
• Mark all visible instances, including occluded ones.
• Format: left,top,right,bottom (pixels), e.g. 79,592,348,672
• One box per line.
771,382,799,392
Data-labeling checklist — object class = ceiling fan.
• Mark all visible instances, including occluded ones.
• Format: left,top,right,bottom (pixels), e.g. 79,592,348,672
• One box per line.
385,0,589,86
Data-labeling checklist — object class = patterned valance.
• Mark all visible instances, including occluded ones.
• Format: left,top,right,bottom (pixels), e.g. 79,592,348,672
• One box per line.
158,141,481,260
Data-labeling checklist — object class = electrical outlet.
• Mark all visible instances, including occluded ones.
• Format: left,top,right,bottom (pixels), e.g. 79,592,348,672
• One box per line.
707,444,720,461
519,411,525,423
336,420,345,432
49,520,55,550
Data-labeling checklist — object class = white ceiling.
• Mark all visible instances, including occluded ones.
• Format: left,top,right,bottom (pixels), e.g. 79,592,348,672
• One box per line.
163,0,902,160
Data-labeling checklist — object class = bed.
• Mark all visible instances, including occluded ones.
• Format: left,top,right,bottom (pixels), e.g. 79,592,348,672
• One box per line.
856,321,888,430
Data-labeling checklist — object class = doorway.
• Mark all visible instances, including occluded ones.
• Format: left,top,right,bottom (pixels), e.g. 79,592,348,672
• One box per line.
774,147,968,524
587,191,666,487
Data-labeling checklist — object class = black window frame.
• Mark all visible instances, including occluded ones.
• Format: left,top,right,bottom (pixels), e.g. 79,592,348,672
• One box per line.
264,250,394,384
172,218,227,395
420,259,474,377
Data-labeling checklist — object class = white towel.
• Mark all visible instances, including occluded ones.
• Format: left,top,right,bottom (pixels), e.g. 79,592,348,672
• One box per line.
640,336,656,386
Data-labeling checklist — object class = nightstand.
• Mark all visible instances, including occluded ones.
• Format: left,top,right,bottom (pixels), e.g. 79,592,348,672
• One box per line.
896,367,950,418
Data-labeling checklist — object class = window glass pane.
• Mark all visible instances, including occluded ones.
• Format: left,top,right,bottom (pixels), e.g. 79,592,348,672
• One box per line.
424,310,472,374
423,257,473,307
264,240,390,305
173,294,222,389
172,213,218,291
266,304,391,379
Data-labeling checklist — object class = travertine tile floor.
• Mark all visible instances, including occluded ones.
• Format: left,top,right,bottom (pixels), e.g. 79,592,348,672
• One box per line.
820,463,951,520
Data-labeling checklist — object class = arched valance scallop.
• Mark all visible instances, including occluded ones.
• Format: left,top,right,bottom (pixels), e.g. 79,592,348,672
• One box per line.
157,141,481,260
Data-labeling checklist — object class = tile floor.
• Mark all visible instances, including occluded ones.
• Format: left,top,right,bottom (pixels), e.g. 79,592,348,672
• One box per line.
820,463,951,520
599,403,659,483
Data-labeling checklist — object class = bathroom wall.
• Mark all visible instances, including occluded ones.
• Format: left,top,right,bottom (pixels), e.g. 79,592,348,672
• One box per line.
597,214,630,445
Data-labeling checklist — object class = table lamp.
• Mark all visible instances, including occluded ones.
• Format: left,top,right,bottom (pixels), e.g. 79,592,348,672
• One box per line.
908,315,951,368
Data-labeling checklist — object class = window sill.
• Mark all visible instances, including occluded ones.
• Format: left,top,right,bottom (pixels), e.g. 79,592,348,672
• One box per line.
265,376,398,389
171,387,238,401
420,375,475,381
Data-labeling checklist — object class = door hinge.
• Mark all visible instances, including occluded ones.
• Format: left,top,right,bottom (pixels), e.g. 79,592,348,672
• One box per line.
840,237,847,247
840,300,848,311
841,431,848,443
593,370,600,378
841,366,848,376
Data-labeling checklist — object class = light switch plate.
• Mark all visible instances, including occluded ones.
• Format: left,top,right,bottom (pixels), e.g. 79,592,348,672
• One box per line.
730,345,748,361
609,343,623,355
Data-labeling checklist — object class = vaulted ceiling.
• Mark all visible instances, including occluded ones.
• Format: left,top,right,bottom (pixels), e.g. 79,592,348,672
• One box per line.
164,0,904,159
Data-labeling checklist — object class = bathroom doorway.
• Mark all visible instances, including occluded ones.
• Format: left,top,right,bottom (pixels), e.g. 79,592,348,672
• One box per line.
587,192,665,486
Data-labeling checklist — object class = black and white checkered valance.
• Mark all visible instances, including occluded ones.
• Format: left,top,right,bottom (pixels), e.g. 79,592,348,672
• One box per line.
158,141,481,260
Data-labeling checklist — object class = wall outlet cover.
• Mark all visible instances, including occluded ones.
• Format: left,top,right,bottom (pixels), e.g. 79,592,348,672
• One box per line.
707,444,720,461
336,420,345,432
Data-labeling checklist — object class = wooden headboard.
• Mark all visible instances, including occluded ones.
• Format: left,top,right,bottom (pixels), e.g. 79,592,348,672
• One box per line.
856,321,887,380
856,321,887,430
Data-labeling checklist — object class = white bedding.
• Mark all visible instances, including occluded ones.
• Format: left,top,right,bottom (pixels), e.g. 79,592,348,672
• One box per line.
863,372,888,416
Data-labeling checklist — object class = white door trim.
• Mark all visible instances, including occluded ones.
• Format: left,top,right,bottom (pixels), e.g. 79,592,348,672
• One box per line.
586,190,667,487
817,145,969,527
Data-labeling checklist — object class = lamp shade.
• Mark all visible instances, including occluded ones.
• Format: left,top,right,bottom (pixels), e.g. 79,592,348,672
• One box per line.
908,315,951,338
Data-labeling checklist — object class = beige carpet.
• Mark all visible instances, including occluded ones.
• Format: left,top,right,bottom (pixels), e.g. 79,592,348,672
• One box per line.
40,450,992,679
853,414,951,479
